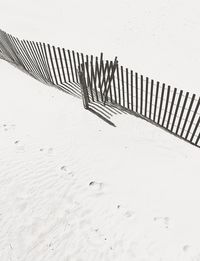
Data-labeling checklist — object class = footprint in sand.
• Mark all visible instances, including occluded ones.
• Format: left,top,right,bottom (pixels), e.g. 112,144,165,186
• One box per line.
89,181,104,190
61,165,67,171
183,245,190,252
124,210,135,218
2,124,15,131
88,181,105,197
154,216,169,228
48,147,53,153
60,166,74,177
116,205,135,218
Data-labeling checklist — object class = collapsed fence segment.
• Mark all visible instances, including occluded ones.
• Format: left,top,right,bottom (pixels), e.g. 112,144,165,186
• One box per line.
0,29,199,148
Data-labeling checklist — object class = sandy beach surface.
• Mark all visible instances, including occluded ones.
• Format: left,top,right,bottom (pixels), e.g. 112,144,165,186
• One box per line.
0,59,200,261
0,1,200,260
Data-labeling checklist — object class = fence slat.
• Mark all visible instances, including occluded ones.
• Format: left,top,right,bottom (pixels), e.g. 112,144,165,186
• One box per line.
47,44,58,85
57,47,66,82
166,88,177,129
90,55,99,101
161,85,171,127
157,83,165,124
131,70,134,111
72,50,78,82
103,61,113,103
170,90,183,132
85,55,94,101
180,94,195,137
175,92,189,135
190,116,200,143
52,46,62,83
126,68,129,109
62,49,71,82
116,64,121,106
101,60,109,90
144,77,149,117
149,79,154,119
43,43,54,83
195,133,200,146
135,72,138,113
153,82,160,122
67,50,75,82
121,66,125,107
185,97,200,140
140,75,143,115
95,57,103,101
112,69,117,104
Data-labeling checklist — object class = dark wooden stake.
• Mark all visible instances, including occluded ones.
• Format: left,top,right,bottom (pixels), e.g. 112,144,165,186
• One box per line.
78,69,89,109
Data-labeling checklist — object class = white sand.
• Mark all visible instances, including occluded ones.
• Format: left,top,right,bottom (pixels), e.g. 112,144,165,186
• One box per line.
0,56,200,261
0,0,200,260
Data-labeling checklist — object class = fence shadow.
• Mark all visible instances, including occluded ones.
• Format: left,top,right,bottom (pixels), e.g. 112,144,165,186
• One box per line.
0,29,199,148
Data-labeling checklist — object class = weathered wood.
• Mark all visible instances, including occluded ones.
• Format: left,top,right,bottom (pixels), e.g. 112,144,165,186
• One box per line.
170,90,183,132
135,72,138,113
78,69,89,109
121,66,125,107
67,50,75,82
175,92,189,135
180,94,195,137
185,97,200,140
161,85,171,127
153,81,160,122
62,49,71,82
157,83,165,124
144,77,149,117
52,46,62,83
166,88,177,129
72,50,78,82
116,64,121,106
140,75,143,115
130,70,134,111
149,79,154,119
126,68,130,109
190,116,200,143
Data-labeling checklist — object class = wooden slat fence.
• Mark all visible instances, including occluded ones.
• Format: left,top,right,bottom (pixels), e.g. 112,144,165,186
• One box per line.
0,29,199,148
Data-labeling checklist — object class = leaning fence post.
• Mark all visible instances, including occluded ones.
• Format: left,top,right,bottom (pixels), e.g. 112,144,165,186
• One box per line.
78,68,89,110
